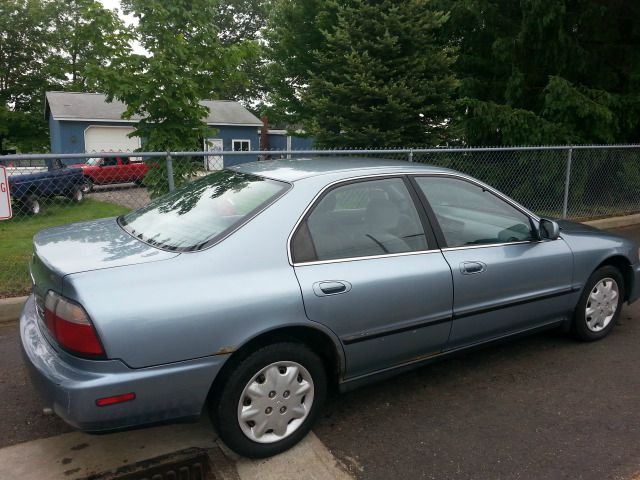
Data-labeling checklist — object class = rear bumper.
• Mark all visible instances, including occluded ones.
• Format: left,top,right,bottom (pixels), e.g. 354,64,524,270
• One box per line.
20,294,228,432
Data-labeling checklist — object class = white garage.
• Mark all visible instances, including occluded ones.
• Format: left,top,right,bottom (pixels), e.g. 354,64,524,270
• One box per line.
84,126,141,153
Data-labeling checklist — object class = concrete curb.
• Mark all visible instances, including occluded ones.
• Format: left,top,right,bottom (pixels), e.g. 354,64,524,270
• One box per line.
0,419,217,480
0,213,639,327
583,213,640,230
0,422,353,480
0,296,27,326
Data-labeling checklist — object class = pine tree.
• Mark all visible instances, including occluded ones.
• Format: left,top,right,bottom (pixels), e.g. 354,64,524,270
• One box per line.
303,0,458,147
442,0,640,145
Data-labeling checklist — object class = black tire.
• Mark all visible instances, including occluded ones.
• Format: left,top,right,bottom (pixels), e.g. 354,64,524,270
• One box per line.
67,187,84,203
134,179,145,187
18,194,41,215
211,342,327,458
81,177,93,193
572,265,624,341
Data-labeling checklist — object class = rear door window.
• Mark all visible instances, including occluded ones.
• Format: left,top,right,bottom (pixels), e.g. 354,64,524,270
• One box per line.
292,177,429,263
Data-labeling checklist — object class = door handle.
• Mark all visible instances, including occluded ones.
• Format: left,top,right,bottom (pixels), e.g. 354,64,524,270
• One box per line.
460,261,486,275
313,280,352,297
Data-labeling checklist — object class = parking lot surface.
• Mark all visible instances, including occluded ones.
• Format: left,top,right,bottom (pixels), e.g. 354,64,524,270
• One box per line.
1,225,640,479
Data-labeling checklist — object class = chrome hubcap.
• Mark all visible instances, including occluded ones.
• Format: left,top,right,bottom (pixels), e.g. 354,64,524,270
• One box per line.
586,278,619,332
237,361,314,444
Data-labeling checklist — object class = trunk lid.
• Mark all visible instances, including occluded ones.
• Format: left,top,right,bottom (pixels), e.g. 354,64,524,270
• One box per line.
30,217,179,295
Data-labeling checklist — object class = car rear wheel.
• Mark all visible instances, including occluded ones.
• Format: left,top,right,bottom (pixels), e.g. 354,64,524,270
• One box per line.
68,187,84,203
572,265,624,341
18,195,41,215
211,342,326,458
81,177,93,193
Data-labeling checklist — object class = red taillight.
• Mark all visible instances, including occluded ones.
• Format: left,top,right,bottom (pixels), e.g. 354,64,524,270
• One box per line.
96,392,136,407
43,291,105,358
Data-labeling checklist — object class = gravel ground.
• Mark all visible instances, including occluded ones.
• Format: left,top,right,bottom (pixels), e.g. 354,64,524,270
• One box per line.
87,184,150,210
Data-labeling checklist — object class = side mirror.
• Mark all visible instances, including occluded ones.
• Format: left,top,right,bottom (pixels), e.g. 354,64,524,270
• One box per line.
539,218,560,240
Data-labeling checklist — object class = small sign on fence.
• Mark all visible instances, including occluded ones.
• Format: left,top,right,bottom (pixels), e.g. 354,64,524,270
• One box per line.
0,166,12,220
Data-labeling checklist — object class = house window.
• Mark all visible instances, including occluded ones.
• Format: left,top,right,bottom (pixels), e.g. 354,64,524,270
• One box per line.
232,139,251,152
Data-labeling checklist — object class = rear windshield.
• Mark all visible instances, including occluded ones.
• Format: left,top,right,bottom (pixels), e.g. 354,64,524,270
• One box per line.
119,169,289,251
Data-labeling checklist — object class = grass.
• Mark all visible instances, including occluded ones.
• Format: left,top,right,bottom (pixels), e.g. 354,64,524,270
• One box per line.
0,198,129,298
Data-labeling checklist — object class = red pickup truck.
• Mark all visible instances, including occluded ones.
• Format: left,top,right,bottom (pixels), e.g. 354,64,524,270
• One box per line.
74,156,149,192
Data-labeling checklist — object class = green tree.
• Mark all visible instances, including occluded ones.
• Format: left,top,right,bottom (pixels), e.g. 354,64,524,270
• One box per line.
306,0,457,147
0,0,52,151
266,0,457,147
265,0,340,126
211,0,266,104
0,0,130,152
91,0,254,196
443,0,640,145
49,0,132,90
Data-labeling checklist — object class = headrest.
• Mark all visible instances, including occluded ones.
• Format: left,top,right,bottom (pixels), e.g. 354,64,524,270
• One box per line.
365,198,400,231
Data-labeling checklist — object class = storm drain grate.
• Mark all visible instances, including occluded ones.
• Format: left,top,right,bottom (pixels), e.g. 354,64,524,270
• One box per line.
80,447,212,480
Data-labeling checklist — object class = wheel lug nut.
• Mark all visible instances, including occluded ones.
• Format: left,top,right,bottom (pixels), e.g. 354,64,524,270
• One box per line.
283,390,290,398
280,406,287,414
265,407,272,414
268,391,276,398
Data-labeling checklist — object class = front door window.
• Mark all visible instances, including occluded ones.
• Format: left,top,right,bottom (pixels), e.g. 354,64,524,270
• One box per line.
414,176,534,248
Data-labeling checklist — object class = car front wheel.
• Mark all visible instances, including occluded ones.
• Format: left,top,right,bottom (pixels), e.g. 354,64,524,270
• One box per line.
572,265,624,341
81,177,93,193
211,342,326,458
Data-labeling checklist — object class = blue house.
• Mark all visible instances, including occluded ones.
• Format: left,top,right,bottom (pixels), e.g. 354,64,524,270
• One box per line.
45,91,267,169
266,129,314,152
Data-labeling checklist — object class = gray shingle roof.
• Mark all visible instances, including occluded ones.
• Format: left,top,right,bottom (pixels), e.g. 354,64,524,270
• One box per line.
45,91,262,126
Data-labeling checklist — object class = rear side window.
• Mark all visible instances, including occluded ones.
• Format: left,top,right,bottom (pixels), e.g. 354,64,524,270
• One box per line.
292,177,428,263
120,170,289,251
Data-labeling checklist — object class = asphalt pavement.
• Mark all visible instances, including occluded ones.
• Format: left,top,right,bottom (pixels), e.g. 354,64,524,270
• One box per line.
2,224,640,479
314,224,640,480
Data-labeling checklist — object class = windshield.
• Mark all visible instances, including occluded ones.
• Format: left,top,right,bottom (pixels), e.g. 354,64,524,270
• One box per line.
86,158,102,166
119,170,289,251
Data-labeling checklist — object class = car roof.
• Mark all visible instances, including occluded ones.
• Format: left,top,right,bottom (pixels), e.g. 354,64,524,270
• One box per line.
229,157,455,182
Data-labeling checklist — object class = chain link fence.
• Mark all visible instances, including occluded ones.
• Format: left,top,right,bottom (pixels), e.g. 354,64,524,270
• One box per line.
1,145,639,297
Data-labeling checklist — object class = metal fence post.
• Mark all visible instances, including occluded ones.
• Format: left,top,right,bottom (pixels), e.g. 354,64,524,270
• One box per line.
166,152,175,192
408,148,414,163
562,147,573,219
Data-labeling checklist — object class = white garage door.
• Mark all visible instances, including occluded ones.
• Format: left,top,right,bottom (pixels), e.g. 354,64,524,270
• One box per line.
84,126,141,153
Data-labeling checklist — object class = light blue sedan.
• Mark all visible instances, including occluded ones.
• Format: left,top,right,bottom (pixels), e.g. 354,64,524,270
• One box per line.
20,158,640,457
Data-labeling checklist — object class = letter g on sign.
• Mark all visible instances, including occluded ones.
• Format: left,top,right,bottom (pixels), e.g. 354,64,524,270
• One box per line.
0,166,12,220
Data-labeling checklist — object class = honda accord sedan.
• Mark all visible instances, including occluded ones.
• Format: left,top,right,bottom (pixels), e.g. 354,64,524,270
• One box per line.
20,158,640,457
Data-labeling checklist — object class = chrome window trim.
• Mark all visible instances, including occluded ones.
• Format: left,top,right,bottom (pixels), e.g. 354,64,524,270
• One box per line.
294,249,442,267
287,173,433,266
440,240,546,252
